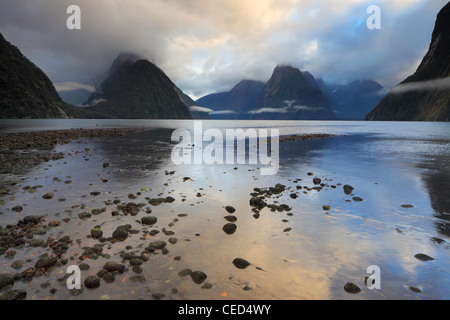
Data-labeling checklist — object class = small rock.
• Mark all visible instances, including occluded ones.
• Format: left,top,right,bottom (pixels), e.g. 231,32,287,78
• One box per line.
223,223,237,235
48,220,59,227
112,227,128,241
141,216,158,226
148,241,167,250
409,286,422,293
91,227,103,239
152,293,166,300
11,206,23,212
191,271,207,284
103,272,115,283
35,256,57,270
0,274,14,289
343,185,354,195
232,258,251,269
42,193,54,200
103,262,126,273
178,269,193,277
84,275,101,289
344,282,361,294
224,216,237,222
225,206,236,214
414,254,434,262
11,260,24,270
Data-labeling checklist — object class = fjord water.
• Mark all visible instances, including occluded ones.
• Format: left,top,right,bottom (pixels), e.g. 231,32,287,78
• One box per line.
0,120,448,300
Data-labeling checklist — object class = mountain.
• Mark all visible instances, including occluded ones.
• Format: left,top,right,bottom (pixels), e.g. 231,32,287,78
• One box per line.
0,32,74,119
366,2,450,121
83,55,193,119
196,80,265,119
174,86,210,119
254,65,335,120
319,79,385,120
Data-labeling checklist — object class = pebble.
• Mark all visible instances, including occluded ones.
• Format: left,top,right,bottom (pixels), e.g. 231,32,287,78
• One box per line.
225,206,236,213
414,254,434,262
84,275,101,289
141,216,158,226
222,223,237,235
232,258,251,269
191,271,207,284
344,282,361,294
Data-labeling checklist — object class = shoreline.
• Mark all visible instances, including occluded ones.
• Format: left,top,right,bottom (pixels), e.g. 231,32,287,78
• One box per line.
0,128,150,150
0,128,150,174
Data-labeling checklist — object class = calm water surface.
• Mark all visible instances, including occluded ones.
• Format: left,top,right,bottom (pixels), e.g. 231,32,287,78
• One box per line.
0,120,448,300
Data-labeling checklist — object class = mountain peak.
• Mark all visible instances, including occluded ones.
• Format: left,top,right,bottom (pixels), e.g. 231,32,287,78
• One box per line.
109,52,144,75
83,56,193,119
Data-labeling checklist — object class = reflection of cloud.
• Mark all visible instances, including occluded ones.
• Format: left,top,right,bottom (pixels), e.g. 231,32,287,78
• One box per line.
390,77,450,94
190,106,213,113
210,110,237,115
54,82,97,93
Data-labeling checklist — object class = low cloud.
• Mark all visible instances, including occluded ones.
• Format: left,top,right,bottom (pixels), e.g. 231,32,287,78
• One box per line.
189,106,213,113
390,77,450,94
210,110,237,115
84,98,107,107
249,105,326,114
54,81,97,93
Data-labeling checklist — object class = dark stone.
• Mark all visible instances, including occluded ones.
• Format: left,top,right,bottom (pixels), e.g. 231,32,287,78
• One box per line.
148,241,167,250
11,206,23,212
112,227,128,241
42,193,54,200
91,227,103,239
224,216,237,222
344,282,361,294
103,262,126,273
84,275,101,289
35,256,57,270
343,185,354,195
225,206,236,213
0,274,14,289
23,215,41,225
414,254,434,262
313,178,322,185
178,269,193,277
232,258,251,269
191,271,207,284
152,293,166,300
141,216,158,226
223,223,237,235
409,286,422,293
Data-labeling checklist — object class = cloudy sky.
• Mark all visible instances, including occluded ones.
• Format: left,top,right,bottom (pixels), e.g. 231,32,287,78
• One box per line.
0,0,447,101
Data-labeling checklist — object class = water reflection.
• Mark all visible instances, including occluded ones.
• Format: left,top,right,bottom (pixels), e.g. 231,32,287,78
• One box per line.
417,155,450,237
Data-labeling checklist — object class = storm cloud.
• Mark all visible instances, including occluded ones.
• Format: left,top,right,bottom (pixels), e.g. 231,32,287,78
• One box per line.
0,0,448,101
